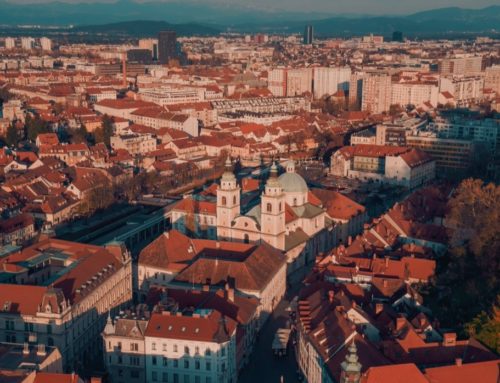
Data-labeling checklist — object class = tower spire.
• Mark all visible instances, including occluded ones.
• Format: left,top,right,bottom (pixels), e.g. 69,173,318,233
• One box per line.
340,340,362,383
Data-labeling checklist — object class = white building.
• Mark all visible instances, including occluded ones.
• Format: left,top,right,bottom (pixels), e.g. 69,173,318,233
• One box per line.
0,239,133,373
391,82,439,107
4,37,15,50
313,67,351,99
331,145,435,189
361,73,392,113
110,132,157,155
286,68,313,97
20,37,35,51
40,37,52,52
439,76,484,106
103,309,238,383
268,68,287,97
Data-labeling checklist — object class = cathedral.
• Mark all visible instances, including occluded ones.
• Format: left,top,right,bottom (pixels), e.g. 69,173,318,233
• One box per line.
171,158,367,274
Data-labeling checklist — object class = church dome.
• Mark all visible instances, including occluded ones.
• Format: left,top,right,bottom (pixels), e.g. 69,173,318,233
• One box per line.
278,172,308,193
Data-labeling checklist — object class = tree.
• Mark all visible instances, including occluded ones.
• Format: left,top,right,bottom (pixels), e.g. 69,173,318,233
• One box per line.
388,104,403,116
100,114,114,147
25,114,51,141
71,125,88,144
421,179,500,350
6,124,19,147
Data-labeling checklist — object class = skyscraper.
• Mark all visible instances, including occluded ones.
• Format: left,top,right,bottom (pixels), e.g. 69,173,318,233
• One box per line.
392,31,403,42
303,25,313,45
158,30,177,64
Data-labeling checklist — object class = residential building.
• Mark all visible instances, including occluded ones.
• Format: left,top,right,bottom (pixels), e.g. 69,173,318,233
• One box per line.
0,239,133,372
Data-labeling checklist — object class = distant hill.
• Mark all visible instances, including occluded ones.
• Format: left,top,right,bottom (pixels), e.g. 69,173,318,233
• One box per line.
238,6,500,36
0,0,498,37
75,20,221,37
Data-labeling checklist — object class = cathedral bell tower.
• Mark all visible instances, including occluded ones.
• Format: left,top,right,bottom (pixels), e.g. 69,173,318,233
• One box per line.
216,157,240,241
340,341,362,383
260,162,286,250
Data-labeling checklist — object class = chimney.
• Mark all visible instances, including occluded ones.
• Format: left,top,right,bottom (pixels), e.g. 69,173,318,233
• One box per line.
396,317,406,331
122,52,127,88
328,290,335,303
225,284,235,303
375,303,383,315
443,332,457,347
455,358,462,367
36,343,46,356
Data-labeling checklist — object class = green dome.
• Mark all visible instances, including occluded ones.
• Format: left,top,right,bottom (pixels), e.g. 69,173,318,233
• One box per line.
278,172,308,193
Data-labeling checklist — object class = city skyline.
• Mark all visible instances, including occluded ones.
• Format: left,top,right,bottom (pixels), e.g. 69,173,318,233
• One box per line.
2,0,500,17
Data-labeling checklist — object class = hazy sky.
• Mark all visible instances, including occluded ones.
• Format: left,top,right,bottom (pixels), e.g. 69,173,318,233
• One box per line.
5,0,498,14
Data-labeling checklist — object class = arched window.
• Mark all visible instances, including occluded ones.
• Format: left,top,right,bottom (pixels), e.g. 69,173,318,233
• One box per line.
266,203,272,213
221,196,227,206
244,234,250,244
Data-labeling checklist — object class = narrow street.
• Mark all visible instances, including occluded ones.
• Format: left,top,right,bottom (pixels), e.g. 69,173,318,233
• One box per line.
239,272,307,383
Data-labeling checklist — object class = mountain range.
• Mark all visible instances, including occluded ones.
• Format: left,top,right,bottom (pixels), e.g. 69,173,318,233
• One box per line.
0,0,498,37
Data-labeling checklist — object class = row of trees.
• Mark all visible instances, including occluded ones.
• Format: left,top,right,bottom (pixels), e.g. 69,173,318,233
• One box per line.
420,179,500,352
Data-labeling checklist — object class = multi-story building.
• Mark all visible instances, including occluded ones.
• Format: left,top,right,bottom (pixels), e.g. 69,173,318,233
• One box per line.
0,239,133,373
20,37,35,51
103,307,238,383
4,37,15,49
138,38,158,61
303,25,314,45
313,67,351,99
484,65,500,94
40,37,52,52
287,68,313,97
110,132,157,156
439,76,484,106
361,73,392,114
158,31,177,64
438,56,482,76
268,68,287,97
331,145,435,189
391,81,439,107
406,133,473,175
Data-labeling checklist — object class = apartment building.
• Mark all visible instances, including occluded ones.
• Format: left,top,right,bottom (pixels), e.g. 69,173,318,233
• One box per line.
0,239,133,373
313,67,351,99
110,132,157,156
331,145,435,189
361,73,392,114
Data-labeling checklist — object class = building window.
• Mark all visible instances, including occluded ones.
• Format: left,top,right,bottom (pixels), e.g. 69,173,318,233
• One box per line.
184,360,189,369
152,356,157,366
206,362,211,371
266,203,272,212
184,346,190,355
195,360,200,370
195,346,199,355
221,196,227,206
174,360,179,368
152,342,156,351
163,357,168,366
152,371,158,382
162,372,168,382
205,349,211,356
244,234,249,243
